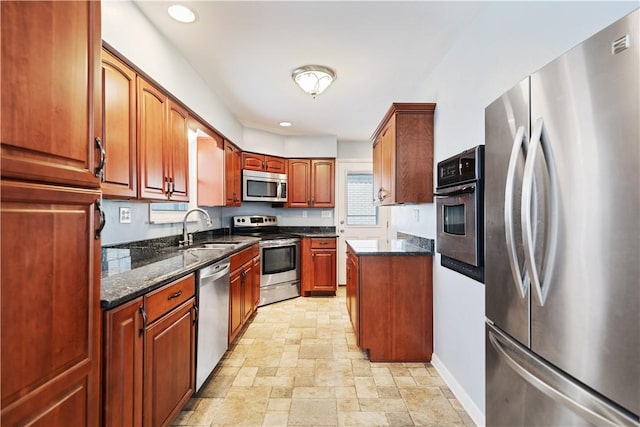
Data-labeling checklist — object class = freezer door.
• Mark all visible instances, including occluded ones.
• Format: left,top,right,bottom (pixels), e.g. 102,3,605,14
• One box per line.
486,323,639,427
484,78,530,347
528,10,639,416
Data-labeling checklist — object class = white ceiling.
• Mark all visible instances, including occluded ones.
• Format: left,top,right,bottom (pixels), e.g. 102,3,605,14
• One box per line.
133,1,487,141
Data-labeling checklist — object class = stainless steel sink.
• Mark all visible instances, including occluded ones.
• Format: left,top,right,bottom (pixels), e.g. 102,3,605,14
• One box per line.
201,242,241,250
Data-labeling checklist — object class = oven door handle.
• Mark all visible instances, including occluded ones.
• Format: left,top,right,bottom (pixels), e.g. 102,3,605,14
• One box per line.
259,239,300,248
434,184,476,197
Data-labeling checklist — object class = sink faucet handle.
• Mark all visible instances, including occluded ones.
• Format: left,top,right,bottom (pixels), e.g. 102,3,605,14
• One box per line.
188,233,194,244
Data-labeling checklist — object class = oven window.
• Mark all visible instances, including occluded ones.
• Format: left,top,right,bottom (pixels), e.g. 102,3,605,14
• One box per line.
247,179,278,198
444,204,466,235
262,245,296,274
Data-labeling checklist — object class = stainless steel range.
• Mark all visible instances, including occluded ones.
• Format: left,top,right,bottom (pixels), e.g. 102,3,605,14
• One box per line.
232,215,300,306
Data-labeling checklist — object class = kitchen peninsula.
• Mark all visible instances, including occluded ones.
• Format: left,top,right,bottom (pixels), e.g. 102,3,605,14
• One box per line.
346,236,434,362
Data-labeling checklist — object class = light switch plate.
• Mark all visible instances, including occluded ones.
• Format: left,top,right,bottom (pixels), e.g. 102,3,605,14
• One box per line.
302,210,307,218
321,210,332,218
119,207,132,224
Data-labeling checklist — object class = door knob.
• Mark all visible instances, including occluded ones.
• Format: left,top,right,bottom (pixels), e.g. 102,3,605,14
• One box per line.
339,229,344,233
340,220,345,224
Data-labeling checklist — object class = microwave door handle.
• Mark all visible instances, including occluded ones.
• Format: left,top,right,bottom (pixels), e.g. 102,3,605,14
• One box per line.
504,125,529,299
522,118,559,307
277,182,282,199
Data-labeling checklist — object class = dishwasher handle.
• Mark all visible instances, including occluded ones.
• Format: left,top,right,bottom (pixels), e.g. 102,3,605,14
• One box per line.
200,261,230,283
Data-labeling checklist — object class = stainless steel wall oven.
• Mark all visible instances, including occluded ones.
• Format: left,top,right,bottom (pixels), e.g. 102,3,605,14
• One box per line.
435,145,484,282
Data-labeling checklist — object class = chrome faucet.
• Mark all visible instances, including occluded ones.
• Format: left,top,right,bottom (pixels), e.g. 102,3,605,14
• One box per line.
180,208,212,247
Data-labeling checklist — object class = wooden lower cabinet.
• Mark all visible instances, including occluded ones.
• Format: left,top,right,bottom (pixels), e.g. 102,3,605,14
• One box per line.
228,244,260,344
347,245,433,362
143,299,196,427
103,274,196,427
301,237,337,295
103,298,144,427
1,181,102,426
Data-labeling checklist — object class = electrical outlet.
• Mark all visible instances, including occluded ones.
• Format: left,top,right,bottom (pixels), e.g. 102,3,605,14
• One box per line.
119,207,132,224
321,210,332,218
302,210,307,218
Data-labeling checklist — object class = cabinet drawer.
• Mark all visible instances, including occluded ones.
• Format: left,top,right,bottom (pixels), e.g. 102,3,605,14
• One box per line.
231,245,257,271
311,238,336,249
144,274,195,323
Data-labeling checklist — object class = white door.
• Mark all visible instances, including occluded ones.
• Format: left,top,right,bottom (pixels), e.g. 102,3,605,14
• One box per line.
336,160,389,285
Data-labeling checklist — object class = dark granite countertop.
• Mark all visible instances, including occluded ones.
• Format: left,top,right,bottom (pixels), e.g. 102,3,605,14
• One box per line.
282,226,338,238
346,238,434,256
101,235,259,310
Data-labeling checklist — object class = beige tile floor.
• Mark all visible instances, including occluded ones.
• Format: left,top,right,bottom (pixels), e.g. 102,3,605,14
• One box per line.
173,287,475,427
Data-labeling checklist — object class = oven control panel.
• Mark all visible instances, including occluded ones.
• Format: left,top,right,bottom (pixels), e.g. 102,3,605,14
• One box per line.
437,145,484,188
233,215,278,228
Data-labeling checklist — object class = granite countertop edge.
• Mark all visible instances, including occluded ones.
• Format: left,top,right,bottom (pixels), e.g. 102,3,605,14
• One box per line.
346,238,435,256
101,237,259,310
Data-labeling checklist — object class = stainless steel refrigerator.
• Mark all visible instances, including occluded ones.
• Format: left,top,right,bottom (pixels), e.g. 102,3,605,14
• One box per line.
484,9,639,426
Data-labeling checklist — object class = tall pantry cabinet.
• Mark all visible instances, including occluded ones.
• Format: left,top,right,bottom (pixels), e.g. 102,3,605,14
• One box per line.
0,2,103,425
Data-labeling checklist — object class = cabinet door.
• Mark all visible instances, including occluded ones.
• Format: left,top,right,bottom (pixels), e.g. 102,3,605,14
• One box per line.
167,101,189,202
252,256,261,311
242,152,265,171
380,118,396,205
264,155,286,174
143,300,195,427
372,139,383,205
1,181,101,426
224,141,241,206
311,250,337,292
287,159,311,207
310,159,335,207
1,1,102,188
241,263,254,324
103,298,144,427
102,49,137,198
138,78,168,200
229,269,243,344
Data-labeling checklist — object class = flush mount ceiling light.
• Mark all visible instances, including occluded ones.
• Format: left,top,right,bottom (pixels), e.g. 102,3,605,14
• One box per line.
291,65,336,98
168,4,197,23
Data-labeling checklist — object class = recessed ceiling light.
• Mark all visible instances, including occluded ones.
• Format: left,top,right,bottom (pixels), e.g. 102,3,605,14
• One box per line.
279,122,292,127
168,4,197,23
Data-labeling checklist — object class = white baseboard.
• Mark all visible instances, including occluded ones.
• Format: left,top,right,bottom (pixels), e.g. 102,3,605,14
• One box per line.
431,354,485,427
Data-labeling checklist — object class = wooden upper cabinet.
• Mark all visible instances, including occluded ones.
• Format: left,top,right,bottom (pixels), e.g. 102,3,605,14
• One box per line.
371,103,435,205
288,158,335,208
138,78,168,200
224,140,242,206
242,152,286,174
1,180,102,426
101,48,138,198
0,1,102,188
137,77,189,202
167,101,189,202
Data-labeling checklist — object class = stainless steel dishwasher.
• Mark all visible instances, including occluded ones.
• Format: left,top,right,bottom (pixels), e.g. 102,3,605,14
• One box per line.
196,257,230,391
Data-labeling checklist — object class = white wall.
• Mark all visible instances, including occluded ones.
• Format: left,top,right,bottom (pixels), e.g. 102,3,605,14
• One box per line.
285,135,338,158
394,3,638,425
337,140,372,160
243,128,286,156
102,0,244,144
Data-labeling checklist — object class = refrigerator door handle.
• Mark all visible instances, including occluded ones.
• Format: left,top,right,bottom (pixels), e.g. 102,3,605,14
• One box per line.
521,118,559,306
504,125,529,298
488,326,639,427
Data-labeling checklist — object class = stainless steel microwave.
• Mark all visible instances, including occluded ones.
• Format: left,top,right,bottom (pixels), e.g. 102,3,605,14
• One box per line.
242,170,287,203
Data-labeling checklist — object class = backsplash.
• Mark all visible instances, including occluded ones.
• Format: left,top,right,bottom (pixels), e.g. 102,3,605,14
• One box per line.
397,231,435,252
102,199,334,246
